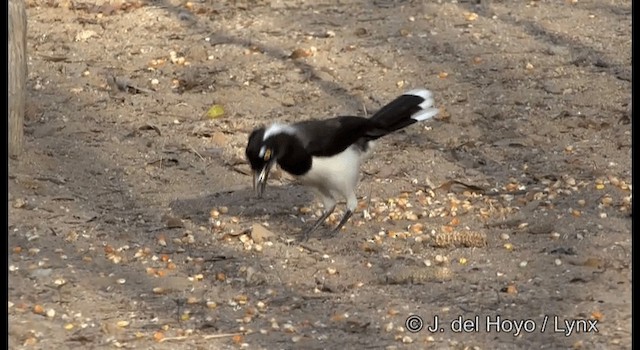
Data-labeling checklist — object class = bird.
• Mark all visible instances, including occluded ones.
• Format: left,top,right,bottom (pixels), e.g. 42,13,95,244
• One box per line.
245,88,439,241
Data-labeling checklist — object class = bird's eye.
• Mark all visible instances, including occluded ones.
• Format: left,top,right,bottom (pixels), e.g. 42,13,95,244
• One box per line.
263,149,272,160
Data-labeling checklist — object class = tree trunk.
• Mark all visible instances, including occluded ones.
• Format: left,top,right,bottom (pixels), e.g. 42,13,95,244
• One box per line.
9,0,27,159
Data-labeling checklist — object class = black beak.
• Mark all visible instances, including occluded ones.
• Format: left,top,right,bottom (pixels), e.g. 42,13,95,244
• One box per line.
254,160,275,198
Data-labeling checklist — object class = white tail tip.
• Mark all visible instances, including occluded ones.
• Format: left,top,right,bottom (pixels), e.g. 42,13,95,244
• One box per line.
411,107,439,121
405,88,438,121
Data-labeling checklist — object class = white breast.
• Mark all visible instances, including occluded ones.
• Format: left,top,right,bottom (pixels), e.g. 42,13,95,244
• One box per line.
297,145,366,202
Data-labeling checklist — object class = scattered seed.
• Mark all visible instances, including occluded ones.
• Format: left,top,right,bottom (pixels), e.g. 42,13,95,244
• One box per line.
504,284,518,294
290,48,313,59
33,304,45,315
216,272,226,281
152,287,166,294
292,335,303,343
233,294,249,305
600,196,613,206
23,337,38,346
153,331,165,342
591,311,604,321
464,12,478,21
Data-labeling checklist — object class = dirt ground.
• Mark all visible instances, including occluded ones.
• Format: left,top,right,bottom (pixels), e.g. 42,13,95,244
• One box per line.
8,0,632,349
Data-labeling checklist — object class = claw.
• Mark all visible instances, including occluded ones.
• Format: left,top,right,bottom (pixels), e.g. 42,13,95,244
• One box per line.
298,205,336,241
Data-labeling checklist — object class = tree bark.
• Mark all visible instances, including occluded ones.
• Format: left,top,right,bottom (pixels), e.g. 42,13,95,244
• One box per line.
9,0,27,159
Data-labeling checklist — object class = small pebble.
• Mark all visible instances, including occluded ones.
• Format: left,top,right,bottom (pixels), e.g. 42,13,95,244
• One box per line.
54,278,67,286
554,259,562,266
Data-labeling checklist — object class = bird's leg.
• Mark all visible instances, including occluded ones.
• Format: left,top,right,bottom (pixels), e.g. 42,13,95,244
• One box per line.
299,205,336,242
330,210,353,236
330,191,357,236
299,190,336,241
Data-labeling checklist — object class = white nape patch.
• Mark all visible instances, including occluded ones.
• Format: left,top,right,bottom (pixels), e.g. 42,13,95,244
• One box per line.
405,88,435,109
263,123,297,140
411,107,439,121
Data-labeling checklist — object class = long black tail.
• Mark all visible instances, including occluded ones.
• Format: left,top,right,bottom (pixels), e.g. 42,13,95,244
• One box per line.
369,89,439,133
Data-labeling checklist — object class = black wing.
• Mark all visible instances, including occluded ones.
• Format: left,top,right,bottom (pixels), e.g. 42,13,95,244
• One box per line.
292,116,385,157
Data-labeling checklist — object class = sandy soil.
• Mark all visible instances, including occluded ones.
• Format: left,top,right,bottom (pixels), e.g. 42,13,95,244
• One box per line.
9,0,631,349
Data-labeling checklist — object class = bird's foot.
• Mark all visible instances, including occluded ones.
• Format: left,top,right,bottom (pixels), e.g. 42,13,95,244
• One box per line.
329,210,353,238
297,206,336,242
298,227,315,242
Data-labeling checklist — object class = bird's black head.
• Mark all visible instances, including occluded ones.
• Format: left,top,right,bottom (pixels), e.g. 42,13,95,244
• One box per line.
246,125,311,198
245,127,289,198
246,127,272,198
246,127,267,172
